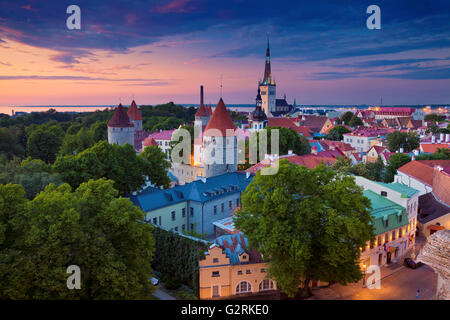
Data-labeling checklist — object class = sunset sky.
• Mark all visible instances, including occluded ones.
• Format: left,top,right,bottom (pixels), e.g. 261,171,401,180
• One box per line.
0,0,449,106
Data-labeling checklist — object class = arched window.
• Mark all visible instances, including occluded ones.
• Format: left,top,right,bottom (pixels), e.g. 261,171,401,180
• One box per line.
236,281,252,294
259,279,275,291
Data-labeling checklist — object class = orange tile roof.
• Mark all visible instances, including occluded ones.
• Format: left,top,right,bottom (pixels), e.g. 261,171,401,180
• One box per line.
127,100,142,121
204,98,236,136
245,154,335,174
420,143,450,154
398,160,450,186
108,104,134,128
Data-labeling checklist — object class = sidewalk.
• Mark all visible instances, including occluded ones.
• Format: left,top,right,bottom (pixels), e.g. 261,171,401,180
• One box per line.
308,261,429,300
153,287,176,300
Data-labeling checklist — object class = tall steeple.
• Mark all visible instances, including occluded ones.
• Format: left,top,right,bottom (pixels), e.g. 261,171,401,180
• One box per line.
263,34,272,85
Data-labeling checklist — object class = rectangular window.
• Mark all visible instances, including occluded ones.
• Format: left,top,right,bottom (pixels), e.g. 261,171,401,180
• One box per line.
190,223,194,230
182,208,186,217
385,219,389,227
213,258,219,263
378,236,382,246
399,214,402,223
221,203,224,212
246,270,251,274
237,270,243,275
385,233,389,243
392,230,396,241
214,206,217,215
261,268,266,273
190,208,194,217
212,271,220,277
182,224,185,231
229,200,232,209
174,227,178,232
171,211,175,221
153,218,157,225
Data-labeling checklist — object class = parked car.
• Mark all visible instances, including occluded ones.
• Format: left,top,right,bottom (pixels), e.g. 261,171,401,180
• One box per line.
150,276,159,285
404,258,424,269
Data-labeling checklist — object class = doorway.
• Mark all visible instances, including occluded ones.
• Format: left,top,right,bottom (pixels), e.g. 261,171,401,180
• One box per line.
378,253,383,265
387,252,392,264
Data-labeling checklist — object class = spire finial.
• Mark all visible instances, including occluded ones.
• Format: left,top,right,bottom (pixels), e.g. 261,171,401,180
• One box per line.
219,74,223,98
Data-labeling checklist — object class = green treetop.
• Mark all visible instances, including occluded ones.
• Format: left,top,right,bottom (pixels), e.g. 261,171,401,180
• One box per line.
234,160,374,298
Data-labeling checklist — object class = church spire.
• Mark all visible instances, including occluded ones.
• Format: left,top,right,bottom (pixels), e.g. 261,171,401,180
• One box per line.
263,33,272,85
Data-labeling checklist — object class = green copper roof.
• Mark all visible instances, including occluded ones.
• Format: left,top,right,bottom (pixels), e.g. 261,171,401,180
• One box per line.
372,181,419,198
363,190,409,235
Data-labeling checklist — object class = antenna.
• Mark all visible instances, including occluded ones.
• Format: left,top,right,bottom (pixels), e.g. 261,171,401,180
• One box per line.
380,96,383,106
119,97,122,104
219,74,223,98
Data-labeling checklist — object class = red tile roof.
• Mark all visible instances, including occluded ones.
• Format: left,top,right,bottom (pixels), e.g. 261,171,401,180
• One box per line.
267,118,313,137
150,129,175,140
127,100,142,121
398,160,450,186
320,140,354,152
204,98,236,136
142,136,158,147
245,154,335,174
195,103,209,117
108,104,134,128
420,143,450,154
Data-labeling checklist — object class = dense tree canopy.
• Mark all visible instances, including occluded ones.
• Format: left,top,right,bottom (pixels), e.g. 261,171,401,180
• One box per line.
340,111,354,125
0,157,62,199
325,125,351,141
234,160,374,297
348,116,364,128
139,146,172,188
416,148,450,160
0,179,155,299
54,141,170,194
263,127,311,157
26,125,64,163
386,131,419,153
424,113,446,122
384,153,412,183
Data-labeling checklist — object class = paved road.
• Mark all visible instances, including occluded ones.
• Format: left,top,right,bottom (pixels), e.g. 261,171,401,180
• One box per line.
309,264,437,300
153,287,176,300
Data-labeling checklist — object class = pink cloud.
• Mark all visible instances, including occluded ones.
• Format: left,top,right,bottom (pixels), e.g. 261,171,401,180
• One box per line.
154,0,194,14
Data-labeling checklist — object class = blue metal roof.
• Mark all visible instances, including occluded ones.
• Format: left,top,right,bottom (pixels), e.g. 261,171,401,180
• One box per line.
128,172,253,212
215,233,249,265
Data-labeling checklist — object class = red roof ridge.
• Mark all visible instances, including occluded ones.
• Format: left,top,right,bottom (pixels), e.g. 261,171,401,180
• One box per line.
127,100,142,121
108,104,134,128
204,98,236,136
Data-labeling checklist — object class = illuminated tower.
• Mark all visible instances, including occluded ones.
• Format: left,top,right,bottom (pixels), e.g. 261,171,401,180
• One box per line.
258,35,276,117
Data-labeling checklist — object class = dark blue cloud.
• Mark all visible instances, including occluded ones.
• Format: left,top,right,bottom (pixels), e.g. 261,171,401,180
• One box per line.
0,0,449,78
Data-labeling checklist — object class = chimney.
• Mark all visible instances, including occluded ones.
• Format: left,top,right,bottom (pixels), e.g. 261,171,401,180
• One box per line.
200,85,204,106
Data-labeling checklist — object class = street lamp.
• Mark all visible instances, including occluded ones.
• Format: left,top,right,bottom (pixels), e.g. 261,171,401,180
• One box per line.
362,264,367,287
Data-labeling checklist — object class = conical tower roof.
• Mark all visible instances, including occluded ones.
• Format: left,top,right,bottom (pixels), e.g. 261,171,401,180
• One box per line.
195,103,209,117
108,104,134,127
127,100,142,120
204,98,236,136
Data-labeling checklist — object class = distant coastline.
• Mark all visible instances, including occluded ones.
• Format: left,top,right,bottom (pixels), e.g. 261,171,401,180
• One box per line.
1,104,448,116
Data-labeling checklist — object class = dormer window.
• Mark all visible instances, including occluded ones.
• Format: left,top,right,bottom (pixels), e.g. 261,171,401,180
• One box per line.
213,258,219,263
385,219,389,227
381,191,387,197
